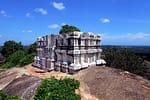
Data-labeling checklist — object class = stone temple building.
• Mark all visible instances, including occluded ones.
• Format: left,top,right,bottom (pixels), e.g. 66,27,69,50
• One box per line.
33,31,106,74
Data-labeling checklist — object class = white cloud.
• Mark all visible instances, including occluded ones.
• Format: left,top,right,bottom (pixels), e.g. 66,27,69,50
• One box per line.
101,32,150,45
22,30,33,33
61,22,66,26
26,13,31,18
52,2,65,10
34,8,48,15
100,18,110,23
27,30,32,33
0,10,7,17
48,24,59,29
102,32,150,40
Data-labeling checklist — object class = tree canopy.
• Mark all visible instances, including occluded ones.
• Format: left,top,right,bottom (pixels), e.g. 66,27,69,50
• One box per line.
104,48,150,79
59,25,80,34
0,40,37,68
2,50,26,68
27,42,37,54
1,41,23,58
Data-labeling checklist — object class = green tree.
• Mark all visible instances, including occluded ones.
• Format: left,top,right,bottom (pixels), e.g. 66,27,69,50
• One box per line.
7,50,26,66
27,42,37,54
104,48,150,79
1,41,23,58
105,48,143,71
2,50,26,68
59,25,80,34
19,53,36,66
34,77,80,100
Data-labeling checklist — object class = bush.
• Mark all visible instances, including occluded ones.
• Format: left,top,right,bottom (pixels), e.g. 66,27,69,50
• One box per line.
34,77,80,100
7,50,26,66
19,53,36,66
2,62,15,68
2,50,26,68
0,90,7,100
59,25,80,34
7,96,20,100
0,90,20,100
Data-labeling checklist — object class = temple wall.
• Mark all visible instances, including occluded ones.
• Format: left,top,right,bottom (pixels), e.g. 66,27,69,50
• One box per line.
33,32,105,74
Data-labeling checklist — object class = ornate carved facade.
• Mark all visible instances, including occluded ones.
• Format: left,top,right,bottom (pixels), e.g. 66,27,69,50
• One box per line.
33,32,106,74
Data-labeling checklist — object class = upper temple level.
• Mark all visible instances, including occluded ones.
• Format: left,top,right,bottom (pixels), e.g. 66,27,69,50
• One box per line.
37,31,101,49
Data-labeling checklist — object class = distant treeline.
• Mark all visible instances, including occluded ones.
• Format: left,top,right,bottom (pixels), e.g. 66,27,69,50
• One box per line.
103,47,150,80
102,45,150,61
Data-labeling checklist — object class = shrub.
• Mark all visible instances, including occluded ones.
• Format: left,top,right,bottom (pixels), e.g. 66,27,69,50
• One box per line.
59,25,80,34
34,77,80,100
2,62,15,68
7,50,26,66
19,53,36,66
0,90,7,100
0,90,20,100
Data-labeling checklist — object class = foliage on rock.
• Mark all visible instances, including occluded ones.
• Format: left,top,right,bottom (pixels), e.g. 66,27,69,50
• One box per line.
19,53,36,66
2,50,25,68
0,90,20,100
34,77,80,100
59,25,80,34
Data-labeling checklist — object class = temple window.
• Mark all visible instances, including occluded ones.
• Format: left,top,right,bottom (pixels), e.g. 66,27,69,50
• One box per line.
61,39,63,45
78,38,81,46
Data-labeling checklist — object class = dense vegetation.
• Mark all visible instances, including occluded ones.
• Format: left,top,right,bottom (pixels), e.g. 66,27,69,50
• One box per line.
102,45,150,61
34,77,80,100
0,90,20,100
59,25,80,34
104,48,150,80
1,41,23,58
0,41,36,68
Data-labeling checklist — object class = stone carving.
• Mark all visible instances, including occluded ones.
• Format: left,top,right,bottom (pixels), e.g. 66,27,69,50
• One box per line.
33,32,106,74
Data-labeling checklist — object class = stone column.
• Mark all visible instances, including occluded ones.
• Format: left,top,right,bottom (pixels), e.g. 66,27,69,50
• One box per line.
47,59,51,70
41,58,46,70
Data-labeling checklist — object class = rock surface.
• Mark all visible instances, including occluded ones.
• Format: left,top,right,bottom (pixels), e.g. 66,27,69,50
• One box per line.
74,66,150,100
0,65,150,100
4,76,41,100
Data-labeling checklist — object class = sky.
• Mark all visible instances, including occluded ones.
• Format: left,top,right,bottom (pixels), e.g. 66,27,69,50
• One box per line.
0,0,150,46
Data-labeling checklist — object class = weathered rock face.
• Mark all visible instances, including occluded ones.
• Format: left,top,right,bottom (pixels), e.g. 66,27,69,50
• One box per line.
0,65,150,100
74,66,150,100
0,70,18,90
4,76,41,100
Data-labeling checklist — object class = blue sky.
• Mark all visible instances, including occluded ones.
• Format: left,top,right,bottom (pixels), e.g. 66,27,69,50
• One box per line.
0,0,150,46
